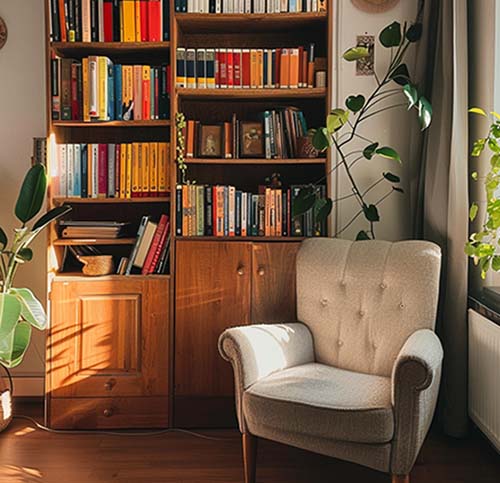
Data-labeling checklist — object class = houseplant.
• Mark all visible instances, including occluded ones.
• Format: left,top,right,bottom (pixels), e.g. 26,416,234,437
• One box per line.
0,163,71,430
293,19,432,239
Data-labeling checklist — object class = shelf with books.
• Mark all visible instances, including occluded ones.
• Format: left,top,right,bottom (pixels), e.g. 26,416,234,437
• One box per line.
53,237,137,246
51,42,171,57
52,120,171,128
177,236,306,242
53,272,170,282
176,87,326,99
184,157,326,165
53,196,171,204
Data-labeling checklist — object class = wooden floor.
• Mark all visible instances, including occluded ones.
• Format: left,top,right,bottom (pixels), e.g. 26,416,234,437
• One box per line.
0,402,498,483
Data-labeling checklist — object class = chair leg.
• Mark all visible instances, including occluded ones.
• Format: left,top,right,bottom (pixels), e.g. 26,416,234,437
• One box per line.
391,475,409,483
242,433,258,483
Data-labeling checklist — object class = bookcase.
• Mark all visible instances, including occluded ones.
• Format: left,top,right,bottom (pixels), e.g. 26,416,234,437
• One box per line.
44,0,332,429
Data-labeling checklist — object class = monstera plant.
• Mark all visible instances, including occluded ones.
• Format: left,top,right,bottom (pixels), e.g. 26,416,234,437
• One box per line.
0,164,71,368
294,20,432,240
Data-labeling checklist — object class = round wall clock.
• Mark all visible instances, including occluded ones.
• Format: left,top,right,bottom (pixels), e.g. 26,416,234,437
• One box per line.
0,17,7,50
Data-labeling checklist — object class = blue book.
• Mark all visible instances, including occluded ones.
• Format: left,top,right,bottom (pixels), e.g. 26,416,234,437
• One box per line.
235,191,242,236
73,144,82,197
81,144,88,198
107,62,115,120
114,65,122,121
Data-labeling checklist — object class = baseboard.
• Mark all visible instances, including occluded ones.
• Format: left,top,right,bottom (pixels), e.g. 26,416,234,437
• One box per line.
11,377,44,397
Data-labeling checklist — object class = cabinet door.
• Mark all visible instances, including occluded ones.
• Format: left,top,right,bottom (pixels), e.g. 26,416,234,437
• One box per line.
175,241,251,399
251,242,301,324
48,277,169,399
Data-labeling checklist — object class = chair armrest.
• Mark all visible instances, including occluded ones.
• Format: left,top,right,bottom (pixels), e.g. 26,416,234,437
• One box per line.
218,322,315,432
390,329,444,475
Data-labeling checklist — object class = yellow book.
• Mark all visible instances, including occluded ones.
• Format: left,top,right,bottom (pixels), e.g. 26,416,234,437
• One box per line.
158,142,169,196
132,142,141,197
82,58,90,122
135,1,141,42
122,0,136,42
149,142,158,196
141,143,150,196
98,57,108,120
126,143,133,198
120,144,127,198
250,49,258,88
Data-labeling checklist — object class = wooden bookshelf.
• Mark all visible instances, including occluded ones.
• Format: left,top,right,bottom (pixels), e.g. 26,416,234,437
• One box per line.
184,157,326,165
53,196,170,204
52,120,170,128
51,41,170,56
52,237,137,246
176,87,327,99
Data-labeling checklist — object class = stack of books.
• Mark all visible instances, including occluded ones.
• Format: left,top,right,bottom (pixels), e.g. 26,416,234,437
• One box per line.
51,57,170,121
174,0,326,13
176,45,317,89
184,107,312,159
175,184,326,237
59,220,133,238
121,214,171,274
53,142,170,199
49,0,170,42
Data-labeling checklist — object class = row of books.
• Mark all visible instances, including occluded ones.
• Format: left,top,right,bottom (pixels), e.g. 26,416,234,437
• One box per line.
59,220,133,238
51,56,171,121
175,184,326,237
53,142,170,198
174,0,326,13
184,107,311,159
49,0,170,42
176,45,317,89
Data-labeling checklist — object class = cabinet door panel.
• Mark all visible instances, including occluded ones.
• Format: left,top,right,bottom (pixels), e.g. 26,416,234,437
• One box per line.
175,241,251,397
48,278,169,398
251,242,301,324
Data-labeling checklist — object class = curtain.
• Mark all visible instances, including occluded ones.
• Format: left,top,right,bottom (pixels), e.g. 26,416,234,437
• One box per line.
411,0,469,437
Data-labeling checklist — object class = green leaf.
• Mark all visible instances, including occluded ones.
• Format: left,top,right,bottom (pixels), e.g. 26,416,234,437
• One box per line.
0,227,6,250
356,230,370,240
10,288,47,330
327,109,349,133
491,111,500,121
469,107,487,116
292,187,316,217
406,23,423,42
403,83,419,109
481,257,491,279
0,293,22,339
470,202,479,221
383,172,400,183
390,64,410,86
363,204,380,222
379,21,402,47
311,128,330,152
8,322,32,368
472,138,487,157
489,138,500,152
491,154,500,171
376,146,401,163
345,95,365,113
315,198,332,223
15,164,47,223
418,96,433,130
493,256,500,271
32,205,72,231
472,171,478,180
15,248,33,263
363,142,379,160
342,46,369,61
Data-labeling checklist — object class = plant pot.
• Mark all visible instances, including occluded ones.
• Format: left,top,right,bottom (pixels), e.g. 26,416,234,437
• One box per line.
0,364,13,432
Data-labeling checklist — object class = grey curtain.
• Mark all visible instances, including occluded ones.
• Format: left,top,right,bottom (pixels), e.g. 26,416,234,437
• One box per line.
411,0,469,437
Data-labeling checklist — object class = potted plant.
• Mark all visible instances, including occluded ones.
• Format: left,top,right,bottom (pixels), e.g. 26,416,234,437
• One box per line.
0,163,71,431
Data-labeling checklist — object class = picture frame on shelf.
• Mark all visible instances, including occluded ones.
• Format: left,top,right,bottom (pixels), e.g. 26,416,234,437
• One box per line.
198,124,223,158
240,121,264,158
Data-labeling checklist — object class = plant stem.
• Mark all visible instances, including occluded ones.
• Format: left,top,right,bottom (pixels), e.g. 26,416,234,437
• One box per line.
358,103,407,123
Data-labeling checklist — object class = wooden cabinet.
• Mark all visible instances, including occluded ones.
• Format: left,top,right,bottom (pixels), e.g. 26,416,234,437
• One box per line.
174,240,300,427
46,276,170,429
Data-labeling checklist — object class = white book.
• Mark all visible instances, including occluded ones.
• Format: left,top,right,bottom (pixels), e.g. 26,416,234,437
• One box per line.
216,0,222,13
188,0,194,12
267,0,273,13
73,144,81,198
91,144,99,198
67,144,75,197
312,0,318,12
274,0,281,12
58,144,67,198
205,0,211,12
227,0,234,13
82,0,91,42
238,0,244,13
88,57,98,118
244,0,251,13
98,0,104,41
281,0,288,12
306,0,311,12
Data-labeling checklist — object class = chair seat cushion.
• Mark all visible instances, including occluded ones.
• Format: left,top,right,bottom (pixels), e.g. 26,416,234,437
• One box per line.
243,363,394,444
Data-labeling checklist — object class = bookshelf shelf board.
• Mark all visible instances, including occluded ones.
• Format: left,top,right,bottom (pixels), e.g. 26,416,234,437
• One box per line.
53,238,137,246
177,236,306,242
176,87,326,99
52,120,170,128
185,157,326,165
51,41,170,56
175,12,328,33
54,272,170,282
53,197,170,204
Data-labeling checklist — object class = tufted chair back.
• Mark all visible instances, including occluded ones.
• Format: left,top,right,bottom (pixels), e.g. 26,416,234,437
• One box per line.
296,238,441,377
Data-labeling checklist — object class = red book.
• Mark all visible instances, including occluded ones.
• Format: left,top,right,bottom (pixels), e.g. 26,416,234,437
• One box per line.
114,144,121,197
98,144,108,197
142,68,151,120
275,48,281,88
215,50,220,87
148,218,170,273
241,49,251,88
71,63,80,120
148,0,162,42
219,49,227,88
58,0,67,42
142,214,168,274
140,0,149,41
103,0,114,42
226,50,234,88
233,50,242,87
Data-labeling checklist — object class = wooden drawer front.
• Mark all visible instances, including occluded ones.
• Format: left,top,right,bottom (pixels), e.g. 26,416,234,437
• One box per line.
49,278,169,398
48,397,169,429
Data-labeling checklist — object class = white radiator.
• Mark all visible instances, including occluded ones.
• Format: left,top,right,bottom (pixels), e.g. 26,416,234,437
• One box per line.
468,309,500,452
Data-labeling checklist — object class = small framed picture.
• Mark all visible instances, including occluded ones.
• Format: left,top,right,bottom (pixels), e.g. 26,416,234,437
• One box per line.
198,124,223,158
240,121,264,158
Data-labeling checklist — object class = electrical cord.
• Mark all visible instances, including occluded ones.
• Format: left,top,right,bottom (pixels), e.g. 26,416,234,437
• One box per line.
13,415,235,441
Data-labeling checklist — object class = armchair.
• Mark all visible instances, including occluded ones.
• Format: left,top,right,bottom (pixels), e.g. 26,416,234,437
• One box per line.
219,238,443,483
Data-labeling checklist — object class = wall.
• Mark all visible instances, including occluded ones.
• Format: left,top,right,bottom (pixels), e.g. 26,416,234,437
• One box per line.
0,1,47,395
331,0,420,240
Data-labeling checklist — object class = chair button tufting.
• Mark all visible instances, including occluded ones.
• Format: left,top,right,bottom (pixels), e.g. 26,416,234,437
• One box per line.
380,282,387,289
320,298,328,307
359,310,365,317
372,342,378,349
340,280,346,288
399,302,405,309
338,340,344,347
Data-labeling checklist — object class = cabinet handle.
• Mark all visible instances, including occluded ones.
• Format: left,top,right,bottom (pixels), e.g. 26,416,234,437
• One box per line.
104,379,115,391
103,408,113,418
237,266,245,276
257,266,265,276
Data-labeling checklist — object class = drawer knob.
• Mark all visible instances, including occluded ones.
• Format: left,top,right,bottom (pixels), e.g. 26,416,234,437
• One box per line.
104,379,116,391
257,266,265,276
103,408,113,418
237,266,245,276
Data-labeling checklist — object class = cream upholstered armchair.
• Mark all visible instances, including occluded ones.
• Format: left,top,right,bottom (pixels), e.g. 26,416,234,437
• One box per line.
218,239,443,483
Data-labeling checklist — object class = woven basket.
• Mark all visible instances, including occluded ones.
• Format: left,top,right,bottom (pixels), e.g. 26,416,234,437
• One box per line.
78,255,115,276
0,364,13,432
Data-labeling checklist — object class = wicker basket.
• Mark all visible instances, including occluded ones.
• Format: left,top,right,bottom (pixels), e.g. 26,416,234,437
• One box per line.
78,255,115,276
0,364,13,432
